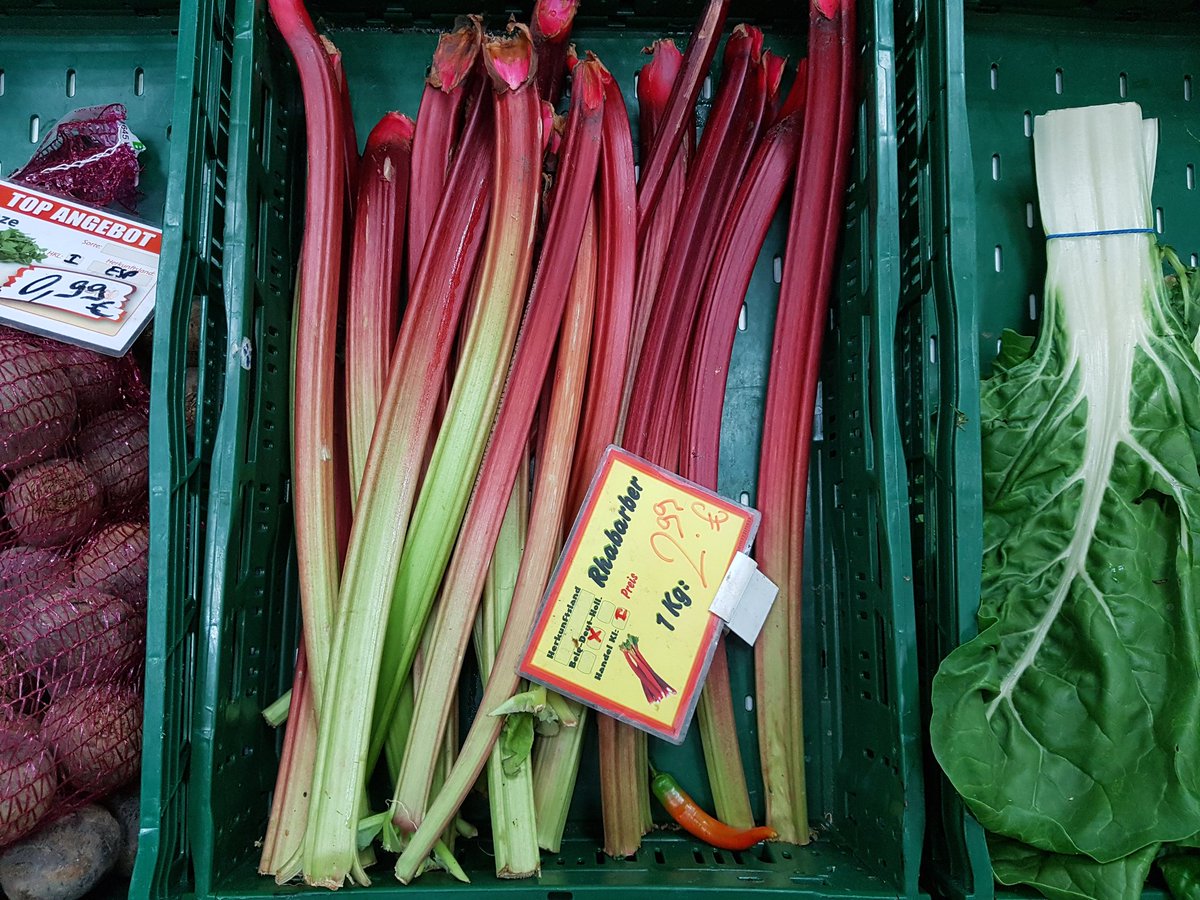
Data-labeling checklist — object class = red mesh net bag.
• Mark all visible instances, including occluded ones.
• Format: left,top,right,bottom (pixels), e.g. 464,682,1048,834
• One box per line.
0,327,148,848
10,104,144,212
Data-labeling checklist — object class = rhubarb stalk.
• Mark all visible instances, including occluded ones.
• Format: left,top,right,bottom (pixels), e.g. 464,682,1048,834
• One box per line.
389,57,605,833
487,200,596,877
635,0,730,230
619,40,689,437
680,105,805,830
624,25,769,467
408,17,482,292
531,0,579,108
346,113,414,498
295,81,495,887
475,452,533,876
269,0,346,714
392,60,610,885
366,30,546,779
537,66,638,854
258,643,317,880
756,0,856,846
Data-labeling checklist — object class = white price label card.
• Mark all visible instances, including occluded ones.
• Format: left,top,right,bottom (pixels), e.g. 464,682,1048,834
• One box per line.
0,179,160,355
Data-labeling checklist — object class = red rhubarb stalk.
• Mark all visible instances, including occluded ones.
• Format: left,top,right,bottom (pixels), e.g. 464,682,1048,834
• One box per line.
268,0,346,713
566,65,637,525
296,84,494,887
346,113,414,498
625,25,769,468
323,37,360,199
389,57,606,834
258,643,317,880
619,40,690,436
635,0,730,230
408,17,482,292
756,0,856,847
531,0,579,108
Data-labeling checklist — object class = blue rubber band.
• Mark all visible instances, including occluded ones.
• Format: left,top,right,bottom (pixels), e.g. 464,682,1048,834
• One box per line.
1045,227,1155,240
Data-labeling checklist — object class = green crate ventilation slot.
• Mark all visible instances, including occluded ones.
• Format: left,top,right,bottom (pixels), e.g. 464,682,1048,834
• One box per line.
182,0,925,897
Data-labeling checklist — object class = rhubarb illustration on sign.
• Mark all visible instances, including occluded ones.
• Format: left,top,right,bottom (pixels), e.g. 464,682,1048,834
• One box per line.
620,635,675,705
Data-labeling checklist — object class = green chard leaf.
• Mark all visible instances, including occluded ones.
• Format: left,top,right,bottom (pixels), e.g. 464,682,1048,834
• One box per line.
1161,851,1200,899
989,832,1160,900
931,103,1200,862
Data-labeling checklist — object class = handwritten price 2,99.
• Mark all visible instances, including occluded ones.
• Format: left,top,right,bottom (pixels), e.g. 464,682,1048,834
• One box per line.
651,498,730,631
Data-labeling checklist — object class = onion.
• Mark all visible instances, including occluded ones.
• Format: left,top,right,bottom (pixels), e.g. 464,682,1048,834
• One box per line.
0,717,56,847
0,337,77,473
4,459,102,548
73,522,149,605
76,409,148,510
41,683,141,795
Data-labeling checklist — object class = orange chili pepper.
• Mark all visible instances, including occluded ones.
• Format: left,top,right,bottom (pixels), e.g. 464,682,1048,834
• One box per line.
651,771,777,851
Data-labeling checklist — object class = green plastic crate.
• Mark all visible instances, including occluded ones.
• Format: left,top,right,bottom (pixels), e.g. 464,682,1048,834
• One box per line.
895,1,1200,897
180,0,925,897
0,3,230,899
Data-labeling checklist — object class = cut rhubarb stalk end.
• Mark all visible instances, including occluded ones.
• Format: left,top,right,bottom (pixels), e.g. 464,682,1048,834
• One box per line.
635,0,730,229
429,15,483,90
534,0,579,39
485,23,537,92
638,39,684,112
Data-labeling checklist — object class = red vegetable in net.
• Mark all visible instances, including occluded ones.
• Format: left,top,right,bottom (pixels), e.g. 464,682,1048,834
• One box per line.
0,547,72,610
41,683,142,794
50,346,122,417
2,585,142,699
4,459,103,548
0,339,77,473
76,409,149,511
0,719,56,847
0,330,148,846
11,104,144,211
73,521,149,604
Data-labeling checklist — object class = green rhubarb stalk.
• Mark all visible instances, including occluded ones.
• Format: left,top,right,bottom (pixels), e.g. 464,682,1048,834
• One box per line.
346,113,414,499
294,81,496,889
393,182,599,888
392,58,608,883
531,693,584,852
539,66,638,854
475,448,534,877
389,56,605,832
367,27,543,774
269,0,344,716
496,203,595,865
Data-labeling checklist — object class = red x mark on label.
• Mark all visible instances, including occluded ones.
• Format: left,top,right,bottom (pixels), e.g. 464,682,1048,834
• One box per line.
585,626,603,643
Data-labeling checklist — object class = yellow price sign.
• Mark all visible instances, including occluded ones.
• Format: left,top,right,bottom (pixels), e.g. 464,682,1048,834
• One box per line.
519,446,759,743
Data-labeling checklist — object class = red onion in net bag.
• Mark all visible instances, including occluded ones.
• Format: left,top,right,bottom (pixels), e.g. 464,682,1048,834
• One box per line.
10,104,143,212
0,329,147,845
